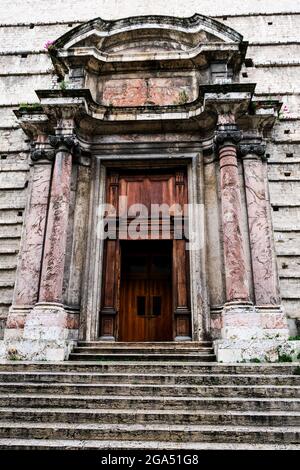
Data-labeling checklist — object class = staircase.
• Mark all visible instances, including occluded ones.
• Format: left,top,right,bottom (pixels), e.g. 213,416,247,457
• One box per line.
69,341,216,361
0,342,299,450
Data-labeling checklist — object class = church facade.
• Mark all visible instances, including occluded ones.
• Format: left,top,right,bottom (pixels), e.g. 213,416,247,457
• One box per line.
0,1,299,362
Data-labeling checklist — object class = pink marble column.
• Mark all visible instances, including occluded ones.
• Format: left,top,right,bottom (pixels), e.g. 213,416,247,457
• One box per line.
5,146,54,333
215,125,250,303
241,143,280,305
38,135,79,304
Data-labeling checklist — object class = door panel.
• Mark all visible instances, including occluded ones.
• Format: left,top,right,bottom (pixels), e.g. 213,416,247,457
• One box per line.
119,241,173,341
100,169,191,341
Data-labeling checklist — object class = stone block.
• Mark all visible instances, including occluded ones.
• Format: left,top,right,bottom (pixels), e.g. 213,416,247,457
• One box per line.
0,0,298,25
214,338,299,363
0,74,53,106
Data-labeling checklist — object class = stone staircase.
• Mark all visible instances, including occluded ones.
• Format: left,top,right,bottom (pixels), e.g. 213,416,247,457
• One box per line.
0,342,299,449
69,341,216,361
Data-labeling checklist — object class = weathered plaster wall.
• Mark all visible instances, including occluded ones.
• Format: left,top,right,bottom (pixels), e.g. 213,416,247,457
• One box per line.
0,0,299,336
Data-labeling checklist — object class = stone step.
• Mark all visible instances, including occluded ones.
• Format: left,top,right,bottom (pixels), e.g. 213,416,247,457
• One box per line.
76,341,213,353
1,394,299,411
0,439,298,450
1,408,299,426
0,422,299,443
0,371,298,386
0,382,298,398
68,353,216,361
0,362,298,375
77,341,213,348
72,347,215,355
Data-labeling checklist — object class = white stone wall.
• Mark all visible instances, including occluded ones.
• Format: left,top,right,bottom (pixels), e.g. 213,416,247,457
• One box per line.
0,0,299,335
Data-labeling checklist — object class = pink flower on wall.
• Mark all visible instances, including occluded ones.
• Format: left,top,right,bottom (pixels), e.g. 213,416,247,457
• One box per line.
44,40,54,50
282,104,290,115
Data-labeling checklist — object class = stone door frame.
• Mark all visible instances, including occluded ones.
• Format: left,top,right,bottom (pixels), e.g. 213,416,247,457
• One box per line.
80,151,210,342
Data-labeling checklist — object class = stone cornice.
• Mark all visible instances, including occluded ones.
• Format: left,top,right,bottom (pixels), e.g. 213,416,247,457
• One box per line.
238,100,282,136
199,83,256,97
14,84,280,144
13,109,55,140
57,43,243,75
35,84,256,135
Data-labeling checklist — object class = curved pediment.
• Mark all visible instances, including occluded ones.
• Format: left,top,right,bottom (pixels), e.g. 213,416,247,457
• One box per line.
53,14,244,64
47,15,247,109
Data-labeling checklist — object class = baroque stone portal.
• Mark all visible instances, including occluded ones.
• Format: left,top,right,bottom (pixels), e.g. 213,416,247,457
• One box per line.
0,14,289,361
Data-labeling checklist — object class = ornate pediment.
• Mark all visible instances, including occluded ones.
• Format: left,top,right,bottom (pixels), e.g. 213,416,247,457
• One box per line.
56,14,243,51
18,14,281,142
46,14,248,109
51,14,246,76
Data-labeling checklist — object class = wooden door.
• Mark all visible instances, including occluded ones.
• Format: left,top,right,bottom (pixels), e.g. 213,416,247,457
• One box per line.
99,168,191,341
119,241,173,341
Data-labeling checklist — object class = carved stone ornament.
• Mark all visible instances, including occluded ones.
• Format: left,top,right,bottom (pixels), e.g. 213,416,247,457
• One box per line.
49,135,81,158
214,124,243,148
31,147,55,162
239,142,266,158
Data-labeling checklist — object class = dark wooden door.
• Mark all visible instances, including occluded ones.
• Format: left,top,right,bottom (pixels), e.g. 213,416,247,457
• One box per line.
99,168,191,341
119,241,173,341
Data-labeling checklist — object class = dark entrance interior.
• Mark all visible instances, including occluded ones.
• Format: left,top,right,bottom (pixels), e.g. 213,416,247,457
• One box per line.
99,168,191,341
119,240,173,341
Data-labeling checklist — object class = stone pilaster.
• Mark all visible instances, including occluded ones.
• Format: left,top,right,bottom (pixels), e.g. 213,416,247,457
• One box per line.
214,129,289,362
4,142,54,342
38,135,80,303
20,128,81,360
240,139,288,337
214,124,260,361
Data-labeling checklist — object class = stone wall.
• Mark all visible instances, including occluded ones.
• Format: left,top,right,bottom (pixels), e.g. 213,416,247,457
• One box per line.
0,0,299,337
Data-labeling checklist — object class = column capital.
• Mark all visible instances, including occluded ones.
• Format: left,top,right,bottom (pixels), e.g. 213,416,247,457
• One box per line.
31,146,55,163
49,135,81,158
214,124,243,149
239,141,267,159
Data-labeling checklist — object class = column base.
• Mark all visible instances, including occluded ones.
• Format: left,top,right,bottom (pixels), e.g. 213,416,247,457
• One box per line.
99,336,115,341
175,336,192,341
1,303,78,361
3,305,32,341
213,303,291,362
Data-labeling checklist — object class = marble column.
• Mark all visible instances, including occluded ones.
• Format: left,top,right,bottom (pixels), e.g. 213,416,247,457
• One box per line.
4,143,54,340
215,124,250,303
20,132,81,360
241,141,281,306
38,135,79,303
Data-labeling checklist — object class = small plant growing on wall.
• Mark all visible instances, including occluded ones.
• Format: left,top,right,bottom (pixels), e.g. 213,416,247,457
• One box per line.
175,90,189,105
19,102,43,112
249,358,261,363
278,353,293,363
59,80,67,91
